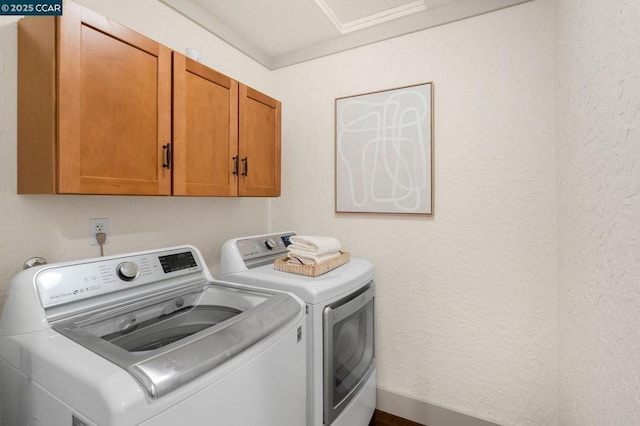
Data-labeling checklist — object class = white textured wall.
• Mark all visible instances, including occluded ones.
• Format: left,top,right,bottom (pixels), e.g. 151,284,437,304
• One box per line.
13,1,631,425
271,1,557,425
0,0,273,305
556,0,640,424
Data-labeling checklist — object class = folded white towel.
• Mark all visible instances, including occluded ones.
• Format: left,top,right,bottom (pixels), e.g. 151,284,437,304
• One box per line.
287,251,341,265
288,236,341,256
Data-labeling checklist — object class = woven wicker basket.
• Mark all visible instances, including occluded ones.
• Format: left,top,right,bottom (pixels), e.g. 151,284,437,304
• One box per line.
273,251,350,277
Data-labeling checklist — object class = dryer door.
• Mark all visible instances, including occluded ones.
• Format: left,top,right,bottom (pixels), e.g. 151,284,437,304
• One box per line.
323,282,375,425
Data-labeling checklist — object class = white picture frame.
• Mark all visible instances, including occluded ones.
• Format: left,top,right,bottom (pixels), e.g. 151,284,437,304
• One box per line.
335,82,434,215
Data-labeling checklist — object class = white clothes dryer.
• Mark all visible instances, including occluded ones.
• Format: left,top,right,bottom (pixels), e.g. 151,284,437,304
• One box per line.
0,245,307,426
219,232,376,426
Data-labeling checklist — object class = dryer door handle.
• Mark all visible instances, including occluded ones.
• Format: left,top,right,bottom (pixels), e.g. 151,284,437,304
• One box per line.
326,284,374,323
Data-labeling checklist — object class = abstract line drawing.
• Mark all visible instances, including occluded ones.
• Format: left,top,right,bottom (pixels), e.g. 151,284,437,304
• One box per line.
335,83,433,215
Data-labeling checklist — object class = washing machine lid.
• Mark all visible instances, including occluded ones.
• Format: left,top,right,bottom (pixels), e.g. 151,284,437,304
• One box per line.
53,281,301,399
219,258,374,304
4,245,304,399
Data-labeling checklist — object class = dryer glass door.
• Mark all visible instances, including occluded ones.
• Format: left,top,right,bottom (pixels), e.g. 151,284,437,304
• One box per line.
323,282,375,425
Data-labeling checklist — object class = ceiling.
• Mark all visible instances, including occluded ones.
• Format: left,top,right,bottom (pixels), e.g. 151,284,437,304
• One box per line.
159,0,532,70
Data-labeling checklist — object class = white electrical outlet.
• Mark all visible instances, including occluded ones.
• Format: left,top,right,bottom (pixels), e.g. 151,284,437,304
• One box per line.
90,218,110,246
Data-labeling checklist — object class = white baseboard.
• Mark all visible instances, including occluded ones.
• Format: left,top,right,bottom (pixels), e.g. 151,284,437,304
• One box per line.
376,388,501,426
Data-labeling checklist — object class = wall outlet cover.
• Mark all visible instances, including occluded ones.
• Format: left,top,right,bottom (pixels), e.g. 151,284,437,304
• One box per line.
90,218,110,245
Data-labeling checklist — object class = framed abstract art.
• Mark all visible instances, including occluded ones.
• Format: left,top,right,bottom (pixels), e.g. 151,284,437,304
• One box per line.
335,82,434,215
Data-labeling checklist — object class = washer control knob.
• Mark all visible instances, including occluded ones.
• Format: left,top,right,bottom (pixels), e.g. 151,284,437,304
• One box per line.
117,261,139,282
265,238,277,250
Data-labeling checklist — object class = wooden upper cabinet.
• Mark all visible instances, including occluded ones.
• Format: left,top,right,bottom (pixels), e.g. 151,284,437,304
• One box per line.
173,53,239,196
18,0,281,197
173,59,282,198
238,84,282,197
18,0,172,195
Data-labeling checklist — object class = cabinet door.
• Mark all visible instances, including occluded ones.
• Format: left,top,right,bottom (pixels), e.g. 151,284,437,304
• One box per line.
57,1,172,195
238,84,281,197
173,53,239,196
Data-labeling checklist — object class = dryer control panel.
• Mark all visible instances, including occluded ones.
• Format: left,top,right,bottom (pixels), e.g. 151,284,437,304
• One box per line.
220,232,295,273
236,233,292,260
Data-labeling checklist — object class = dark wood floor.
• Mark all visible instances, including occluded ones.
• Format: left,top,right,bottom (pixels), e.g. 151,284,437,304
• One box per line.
369,409,425,426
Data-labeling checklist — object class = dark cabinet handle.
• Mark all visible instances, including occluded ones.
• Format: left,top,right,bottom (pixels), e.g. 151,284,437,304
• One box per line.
232,156,239,176
162,143,171,169
241,157,248,177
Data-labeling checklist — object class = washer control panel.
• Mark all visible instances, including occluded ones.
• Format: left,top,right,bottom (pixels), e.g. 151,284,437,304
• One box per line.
36,247,201,308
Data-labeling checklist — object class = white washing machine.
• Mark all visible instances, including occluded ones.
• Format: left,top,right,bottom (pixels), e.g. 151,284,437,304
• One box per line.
0,245,307,426
219,232,376,426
